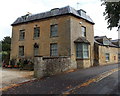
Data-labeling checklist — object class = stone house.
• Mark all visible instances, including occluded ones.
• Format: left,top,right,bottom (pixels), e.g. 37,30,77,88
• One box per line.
94,36,119,66
111,39,120,62
10,6,95,70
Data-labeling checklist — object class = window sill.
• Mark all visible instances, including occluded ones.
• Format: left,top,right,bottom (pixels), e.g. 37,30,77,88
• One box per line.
33,38,39,40
50,36,58,38
19,39,25,41
19,56,25,58
76,58,89,60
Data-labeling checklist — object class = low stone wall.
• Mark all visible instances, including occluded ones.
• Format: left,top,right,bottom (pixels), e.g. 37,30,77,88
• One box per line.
34,56,77,78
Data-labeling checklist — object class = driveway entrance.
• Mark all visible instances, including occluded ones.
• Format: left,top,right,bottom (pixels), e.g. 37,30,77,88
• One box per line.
1,68,34,89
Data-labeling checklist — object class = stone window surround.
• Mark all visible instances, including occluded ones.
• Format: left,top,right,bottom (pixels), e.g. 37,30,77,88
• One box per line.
81,26,86,37
105,53,110,61
19,29,25,41
50,43,58,56
34,27,40,39
19,46,24,57
34,43,39,56
50,24,58,37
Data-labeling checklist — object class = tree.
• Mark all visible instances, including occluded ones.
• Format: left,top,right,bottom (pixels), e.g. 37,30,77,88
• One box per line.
102,1,120,30
2,36,11,52
1,36,11,62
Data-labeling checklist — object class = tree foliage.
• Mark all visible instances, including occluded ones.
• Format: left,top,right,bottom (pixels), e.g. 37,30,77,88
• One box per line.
1,36,11,62
102,1,120,30
2,36,11,52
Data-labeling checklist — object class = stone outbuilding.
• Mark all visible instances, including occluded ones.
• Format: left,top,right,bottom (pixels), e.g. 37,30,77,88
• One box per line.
94,36,119,66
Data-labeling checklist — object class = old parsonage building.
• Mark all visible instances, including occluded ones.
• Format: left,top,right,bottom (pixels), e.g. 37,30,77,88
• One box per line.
10,6,119,77
11,6,94,68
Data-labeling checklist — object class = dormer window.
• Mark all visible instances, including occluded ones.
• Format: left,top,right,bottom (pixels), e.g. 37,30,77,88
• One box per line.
103,38,109,45
51,8,59,16
77,9,86,17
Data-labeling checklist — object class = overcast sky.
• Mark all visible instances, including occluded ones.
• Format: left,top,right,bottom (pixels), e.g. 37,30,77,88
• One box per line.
0,0,118,40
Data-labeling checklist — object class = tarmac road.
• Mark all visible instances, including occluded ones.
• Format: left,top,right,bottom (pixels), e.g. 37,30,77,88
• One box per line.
2,63,120,95
71,69,120,95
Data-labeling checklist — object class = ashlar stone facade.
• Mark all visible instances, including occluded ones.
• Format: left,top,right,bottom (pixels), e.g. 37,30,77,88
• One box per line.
11,6,95,72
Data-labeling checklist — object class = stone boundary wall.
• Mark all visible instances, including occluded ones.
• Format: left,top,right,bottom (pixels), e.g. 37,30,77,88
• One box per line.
34,56,77,78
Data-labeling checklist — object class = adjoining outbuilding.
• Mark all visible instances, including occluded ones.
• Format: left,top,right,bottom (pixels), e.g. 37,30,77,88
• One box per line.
94,36,120,66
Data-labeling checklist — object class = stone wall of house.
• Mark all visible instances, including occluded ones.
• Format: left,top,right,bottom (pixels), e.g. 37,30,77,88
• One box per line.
98,46,118,65
34,56,77,78
70,16,94,67
10,15,71,61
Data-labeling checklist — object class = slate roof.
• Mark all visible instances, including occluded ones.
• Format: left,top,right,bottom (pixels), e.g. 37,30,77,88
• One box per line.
111,39,120,47
12,6,94,26
111,39,120,43
74,37,90,44
94,36,118,48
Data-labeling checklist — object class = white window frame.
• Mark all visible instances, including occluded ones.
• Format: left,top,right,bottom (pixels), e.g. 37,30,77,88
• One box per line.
50,24,58,37
19,46,24,56
19,30,25,40
81,26,86,37
50,43,58,56
105,53,110,61
76,43,89,59
34,27,40,39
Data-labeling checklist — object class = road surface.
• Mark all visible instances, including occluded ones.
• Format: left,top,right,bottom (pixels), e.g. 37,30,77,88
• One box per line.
2,63,120,95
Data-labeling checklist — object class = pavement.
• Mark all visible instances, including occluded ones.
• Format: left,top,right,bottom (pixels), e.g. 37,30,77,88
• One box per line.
2,63,120,95
1,68,34,90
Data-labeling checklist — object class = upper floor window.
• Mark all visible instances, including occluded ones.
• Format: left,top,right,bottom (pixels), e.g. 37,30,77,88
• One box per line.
50,43,58,56
76,43,89,59
105,53,110,61
19,46,24,56
50,24,58,37
19,29,25,40
81,26,86,37
34,27,40,39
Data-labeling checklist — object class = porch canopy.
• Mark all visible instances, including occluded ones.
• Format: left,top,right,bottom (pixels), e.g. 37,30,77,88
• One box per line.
74,37,90,44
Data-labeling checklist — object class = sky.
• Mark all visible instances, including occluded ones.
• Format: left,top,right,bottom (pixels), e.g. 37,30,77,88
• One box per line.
0,0,118,41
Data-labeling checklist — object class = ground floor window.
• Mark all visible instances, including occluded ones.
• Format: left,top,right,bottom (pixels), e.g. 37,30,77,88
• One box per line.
34,43,39,56
50,43,58,56
105,53,110,61
19,46,24,56
76,43,89,59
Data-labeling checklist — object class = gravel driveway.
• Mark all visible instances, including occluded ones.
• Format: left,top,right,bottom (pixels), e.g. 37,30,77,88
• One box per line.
1,68,34,89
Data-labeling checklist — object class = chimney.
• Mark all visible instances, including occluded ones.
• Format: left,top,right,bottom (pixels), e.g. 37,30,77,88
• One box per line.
21,12,32,20
108,38,112,40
